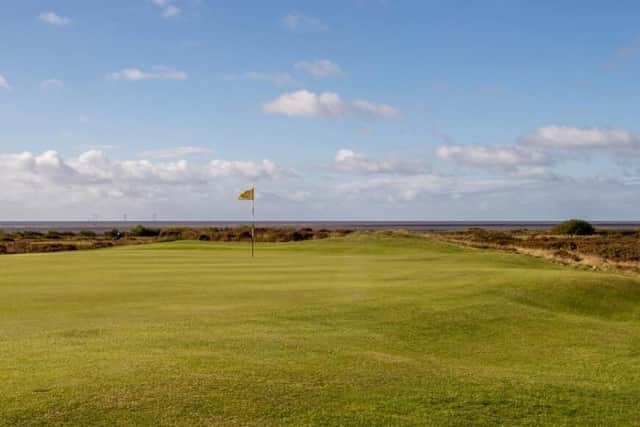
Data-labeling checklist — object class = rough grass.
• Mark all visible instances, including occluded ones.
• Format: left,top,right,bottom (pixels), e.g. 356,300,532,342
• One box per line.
1,233,640,426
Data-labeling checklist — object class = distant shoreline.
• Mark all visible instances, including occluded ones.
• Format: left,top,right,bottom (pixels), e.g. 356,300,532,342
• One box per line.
1,221,639,233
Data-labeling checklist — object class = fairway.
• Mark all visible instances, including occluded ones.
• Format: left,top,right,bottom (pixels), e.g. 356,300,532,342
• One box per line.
2,233,640,426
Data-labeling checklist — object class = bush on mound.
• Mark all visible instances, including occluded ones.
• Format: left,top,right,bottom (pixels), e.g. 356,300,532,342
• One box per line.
552,219,595,236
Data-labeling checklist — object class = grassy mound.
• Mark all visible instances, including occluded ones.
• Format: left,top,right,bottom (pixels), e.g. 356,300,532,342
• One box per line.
1,234,639,425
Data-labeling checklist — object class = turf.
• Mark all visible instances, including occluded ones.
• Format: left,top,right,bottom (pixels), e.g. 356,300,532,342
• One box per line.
1,233,640,425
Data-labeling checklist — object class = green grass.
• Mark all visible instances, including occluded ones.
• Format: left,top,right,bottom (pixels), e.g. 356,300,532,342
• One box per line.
1,233,640,426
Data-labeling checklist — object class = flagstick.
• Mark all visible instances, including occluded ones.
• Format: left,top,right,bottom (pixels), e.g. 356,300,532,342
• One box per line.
251,192,255,258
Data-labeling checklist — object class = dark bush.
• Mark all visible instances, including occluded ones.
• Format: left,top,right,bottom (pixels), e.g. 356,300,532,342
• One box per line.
20,231,44,239
127,225,161,237
238,230,253,241
105,229,123,239
552,219,595,236
79,230,97,238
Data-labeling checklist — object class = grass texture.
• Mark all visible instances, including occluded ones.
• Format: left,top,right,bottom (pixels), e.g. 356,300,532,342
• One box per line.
1,233,640,425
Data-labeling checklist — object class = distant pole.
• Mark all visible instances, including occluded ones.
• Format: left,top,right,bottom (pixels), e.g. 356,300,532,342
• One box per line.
251,193,255,258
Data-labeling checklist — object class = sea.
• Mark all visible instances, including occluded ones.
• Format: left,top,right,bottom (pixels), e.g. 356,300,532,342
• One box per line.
1,221,639,233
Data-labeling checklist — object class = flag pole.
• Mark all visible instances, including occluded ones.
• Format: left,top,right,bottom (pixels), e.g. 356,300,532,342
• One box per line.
251,188,255,258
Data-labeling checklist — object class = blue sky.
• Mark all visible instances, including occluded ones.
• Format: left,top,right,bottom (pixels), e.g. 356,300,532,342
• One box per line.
1,0,640,220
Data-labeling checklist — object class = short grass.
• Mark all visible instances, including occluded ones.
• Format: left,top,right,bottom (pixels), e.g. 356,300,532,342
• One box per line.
1,233,640,426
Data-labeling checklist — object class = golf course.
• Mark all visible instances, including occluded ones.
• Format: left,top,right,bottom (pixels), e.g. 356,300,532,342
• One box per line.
2,232,640,426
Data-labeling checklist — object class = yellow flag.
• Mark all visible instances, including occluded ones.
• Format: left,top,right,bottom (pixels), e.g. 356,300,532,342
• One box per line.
237,187,254,201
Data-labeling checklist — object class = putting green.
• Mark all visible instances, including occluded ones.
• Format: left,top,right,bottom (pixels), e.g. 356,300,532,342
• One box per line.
1,233,639,425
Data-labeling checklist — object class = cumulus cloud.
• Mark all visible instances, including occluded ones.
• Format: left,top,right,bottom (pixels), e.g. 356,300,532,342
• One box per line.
38,11,71,26
40,79,64,90
335,149,425,175
224,72,300,87
294,59,342,77
151,0,181,18
282,12,327,32
262,90,398,119
262,90,344,118
0,74,10,91
139,146,212,159
0,150,282,200
110,66,188,81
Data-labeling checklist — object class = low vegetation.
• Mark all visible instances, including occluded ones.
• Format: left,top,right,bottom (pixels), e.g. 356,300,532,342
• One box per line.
0,226,351,255
436,225,640,273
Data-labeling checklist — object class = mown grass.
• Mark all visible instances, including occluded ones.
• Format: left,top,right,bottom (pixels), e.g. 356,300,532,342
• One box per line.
1,233,639,426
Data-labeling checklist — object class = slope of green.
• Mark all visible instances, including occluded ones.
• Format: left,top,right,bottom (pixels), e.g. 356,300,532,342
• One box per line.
1,233,640,425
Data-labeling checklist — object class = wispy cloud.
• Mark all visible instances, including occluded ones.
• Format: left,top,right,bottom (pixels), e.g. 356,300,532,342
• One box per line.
521,125,640,152
335,149,425,175
109,66,188,81
40,79,64,90
282,12,327,32
0,74,10,91
150,0,181,18
606,35,640,70
436,125,640,175
224,72,300,87
436,144,550,171
139,146,212,159
294,59,342,77
38,11,71,26
351,99,399,118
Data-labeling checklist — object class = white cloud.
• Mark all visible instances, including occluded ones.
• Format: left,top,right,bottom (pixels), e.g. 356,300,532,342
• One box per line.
150,0,181,18
282,13,327,32
335,149,424,175
139,146,212,159
38,11,71,26
0,150,283,208
521,125,640,152
110,66,188,81
262,90,344,118
224,72,300,87
294,59,342,77
40,79,64,90
262,90,399,119
436,145,549,170
0,74,10,91
351,99,400,118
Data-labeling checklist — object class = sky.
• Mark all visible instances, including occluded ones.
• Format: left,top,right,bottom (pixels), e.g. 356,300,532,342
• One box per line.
1,0,640,221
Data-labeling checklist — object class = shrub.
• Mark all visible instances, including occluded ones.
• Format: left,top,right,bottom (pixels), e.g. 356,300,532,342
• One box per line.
20,231,44,239
79,230,97,238
552,219,595,236
159,228,185,240
105,229,123,240
127,225,161,237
